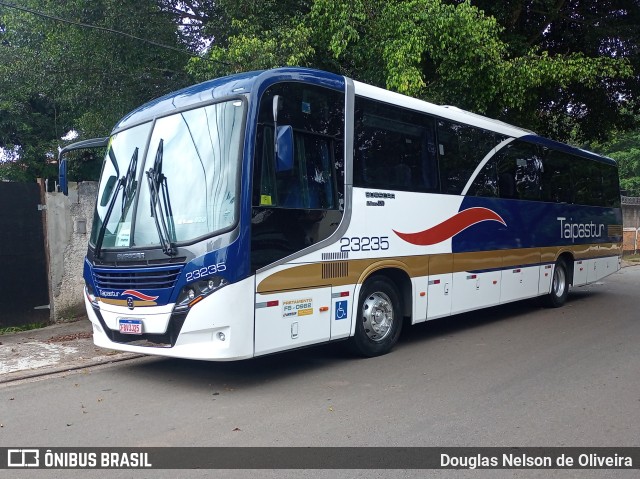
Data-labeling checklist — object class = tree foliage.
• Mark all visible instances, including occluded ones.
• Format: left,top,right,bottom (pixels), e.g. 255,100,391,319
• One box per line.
1,0,638,186
466,0,640,141
591,122,640,196
187,0,636,143
0,0,193,182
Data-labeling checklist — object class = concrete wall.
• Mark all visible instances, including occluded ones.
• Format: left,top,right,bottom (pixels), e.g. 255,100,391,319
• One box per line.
622,200,640,254
45,181,97,320
622,203,640,230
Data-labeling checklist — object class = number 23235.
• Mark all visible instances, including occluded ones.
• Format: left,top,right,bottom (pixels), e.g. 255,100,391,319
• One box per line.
340,236,389,252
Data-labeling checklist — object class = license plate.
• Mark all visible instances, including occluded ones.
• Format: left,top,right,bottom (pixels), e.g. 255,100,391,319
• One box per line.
119,318,143,335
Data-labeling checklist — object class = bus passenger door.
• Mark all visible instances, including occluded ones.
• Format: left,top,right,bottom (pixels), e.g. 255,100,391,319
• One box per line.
254,281,332,356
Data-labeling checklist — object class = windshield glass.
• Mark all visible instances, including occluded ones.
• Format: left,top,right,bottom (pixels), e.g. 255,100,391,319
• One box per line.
90,99,244,250
90,122,152,248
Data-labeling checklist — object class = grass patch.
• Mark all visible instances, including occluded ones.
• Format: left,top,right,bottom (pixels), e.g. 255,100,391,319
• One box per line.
0,322,49,335
56,303,87,323
623,254,640,262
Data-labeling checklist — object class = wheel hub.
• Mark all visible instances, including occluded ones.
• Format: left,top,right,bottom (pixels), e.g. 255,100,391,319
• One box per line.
553,266,566,297
361,292,394,342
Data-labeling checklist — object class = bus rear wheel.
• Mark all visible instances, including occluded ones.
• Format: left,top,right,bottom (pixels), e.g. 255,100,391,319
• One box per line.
544,259,569,308
350,277,403,357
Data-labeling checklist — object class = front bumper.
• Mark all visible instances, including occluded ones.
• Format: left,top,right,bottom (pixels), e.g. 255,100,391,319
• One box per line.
86,277,255,361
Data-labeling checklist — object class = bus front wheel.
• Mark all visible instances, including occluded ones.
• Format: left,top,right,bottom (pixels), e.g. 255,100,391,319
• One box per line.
350,277,403,357
544,259,569,308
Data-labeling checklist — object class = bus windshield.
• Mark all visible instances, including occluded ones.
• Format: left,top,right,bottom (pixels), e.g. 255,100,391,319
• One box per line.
90,99,245,250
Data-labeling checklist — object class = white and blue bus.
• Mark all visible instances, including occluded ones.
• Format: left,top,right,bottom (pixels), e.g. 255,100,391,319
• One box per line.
59,67,623,360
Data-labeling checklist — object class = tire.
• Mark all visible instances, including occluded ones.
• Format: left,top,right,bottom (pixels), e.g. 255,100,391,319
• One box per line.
350,276,403,357
544,259,569,308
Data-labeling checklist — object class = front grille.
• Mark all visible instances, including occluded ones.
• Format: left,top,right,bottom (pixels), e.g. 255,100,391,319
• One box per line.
93,265,183,290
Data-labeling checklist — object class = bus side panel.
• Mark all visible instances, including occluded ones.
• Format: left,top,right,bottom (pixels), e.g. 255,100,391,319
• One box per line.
603,255,621,279
254,285,332,356
450,270,500,315
500,265,541,303
500,250,542,303
411,276,429,324
331,286,355,339
588,255,617,283
539,264,554,294
426,274,452,320
573,260,588,286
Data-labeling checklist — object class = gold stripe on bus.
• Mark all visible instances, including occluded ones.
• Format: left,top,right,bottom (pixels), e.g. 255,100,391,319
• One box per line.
98,298,158,307
256,243,622,294
598,243,623,256
428,254,453,275
540,247,559,264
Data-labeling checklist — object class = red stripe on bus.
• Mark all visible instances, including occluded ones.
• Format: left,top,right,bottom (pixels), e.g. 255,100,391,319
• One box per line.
393,207,506,246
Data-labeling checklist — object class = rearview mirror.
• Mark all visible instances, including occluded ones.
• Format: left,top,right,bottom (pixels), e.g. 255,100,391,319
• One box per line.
58,159,68,195
275,126,293,172
57,136,109,196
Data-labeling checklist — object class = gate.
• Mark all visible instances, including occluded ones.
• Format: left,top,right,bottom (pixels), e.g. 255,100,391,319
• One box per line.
0,182,50,327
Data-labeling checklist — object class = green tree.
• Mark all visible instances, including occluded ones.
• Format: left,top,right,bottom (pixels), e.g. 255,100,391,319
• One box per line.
465,0,640,142
186,0,635,143
591,124,640,196
0,0,194,182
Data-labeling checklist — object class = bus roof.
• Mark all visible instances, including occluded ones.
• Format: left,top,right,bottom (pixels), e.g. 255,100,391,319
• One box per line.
113,67,345,131
114,70,263,131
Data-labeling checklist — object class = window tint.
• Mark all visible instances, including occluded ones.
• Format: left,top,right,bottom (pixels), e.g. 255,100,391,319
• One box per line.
253,82,344,209
354,97,438,192
438,120,501,195
541,150,573,203
602,163,621,207
467,141,543,200
467,156,498,198
540,149,620,207
497,142,543,200
572,159,603,206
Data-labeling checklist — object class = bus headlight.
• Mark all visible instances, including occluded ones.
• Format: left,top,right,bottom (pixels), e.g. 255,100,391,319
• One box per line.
85,283,99,308
174,276,228,312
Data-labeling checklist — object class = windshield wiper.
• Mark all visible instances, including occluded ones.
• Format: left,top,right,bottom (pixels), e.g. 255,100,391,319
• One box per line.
146,139,176,256
94,147,138,259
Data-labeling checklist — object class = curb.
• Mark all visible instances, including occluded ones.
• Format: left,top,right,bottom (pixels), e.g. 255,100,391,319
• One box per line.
0,352,145,385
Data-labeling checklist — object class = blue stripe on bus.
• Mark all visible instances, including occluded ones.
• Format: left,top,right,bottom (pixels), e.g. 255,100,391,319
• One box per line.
453,196,622,254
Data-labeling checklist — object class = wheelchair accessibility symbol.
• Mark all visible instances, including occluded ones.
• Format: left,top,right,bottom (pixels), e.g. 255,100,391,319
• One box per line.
335,300,348,320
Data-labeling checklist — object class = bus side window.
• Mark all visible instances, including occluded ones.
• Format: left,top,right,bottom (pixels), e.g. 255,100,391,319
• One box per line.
541,150,573,203
354,97,438,193
437,120,499,195
573,159,604,206
468,158,498,197
603,163,621,208
494,142,542,201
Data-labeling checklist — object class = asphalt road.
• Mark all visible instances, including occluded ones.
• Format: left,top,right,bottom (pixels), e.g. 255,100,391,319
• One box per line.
2,266,639,478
